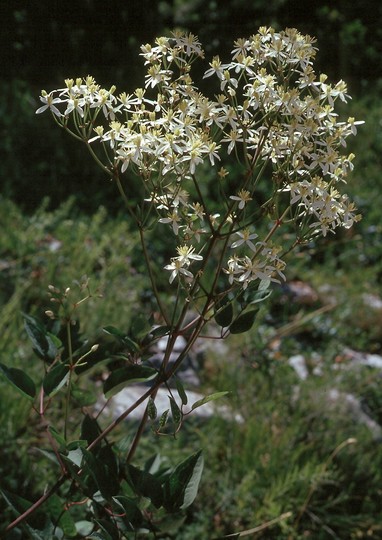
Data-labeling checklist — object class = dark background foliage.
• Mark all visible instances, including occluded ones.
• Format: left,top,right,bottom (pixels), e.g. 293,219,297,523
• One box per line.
1,0,381,212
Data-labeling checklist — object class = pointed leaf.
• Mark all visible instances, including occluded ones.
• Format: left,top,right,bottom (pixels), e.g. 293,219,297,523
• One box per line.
82,449,119,500
144,453,162,475
130,314,151,340
250,287,272,303
75,521,94,536
170,397,182,427
23,313,59,361
112,496,143,527
43,362,69,396
67,447,84,467
102,326,139,353
128,465,163,508
147,397,157,420
103,325,125,340
88,534,109,540
163,450,204,511
34,448,60,466
48,426,67,448
158,409,169,431
214,300,234,327
47,494,77,537
103,365,156,398
149,325,171,339
89,529,112,540
176,378,188,406
95,519,120,540
70,383,97,407
191,391,230,411
0,363,36,399
81,415,101,446
229,309,258,334
0,488,45,528
258,278,271,291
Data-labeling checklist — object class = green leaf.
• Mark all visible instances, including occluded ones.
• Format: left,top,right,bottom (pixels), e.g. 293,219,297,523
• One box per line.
149,325,171,339
229,309,258,334
112,496,142,528
0,363,36,399
75,521,94,536
163,450,204,512
130,314,151,340
250,287,272,304
170,396,182,427
144,453,162,475
155,512,187,533
158,409,169,431
128,465,164,508
47,494,77,537
43,362,69,396
48,426,66,449
258,277,271,291
176,378,188,406
25,521,56,540
94,519,120,540
214,300,234,327
0,488,45,528
88,534,109,540
71,383,97,407
82,449,119,500
81,415,101,446
67,447,84,467
103,365,157,398
97,444,119,478
34,447,60,467
191,391,230,411
67,439,88,451
147,397,157,420
102,326,139,353
102,325,126,340
142,325,172,346
23,313,59,361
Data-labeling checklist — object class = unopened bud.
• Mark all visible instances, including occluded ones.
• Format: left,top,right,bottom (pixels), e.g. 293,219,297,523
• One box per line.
90,344,99,353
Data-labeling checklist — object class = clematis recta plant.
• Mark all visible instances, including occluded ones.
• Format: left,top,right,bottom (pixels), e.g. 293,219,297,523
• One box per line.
3,27,362,537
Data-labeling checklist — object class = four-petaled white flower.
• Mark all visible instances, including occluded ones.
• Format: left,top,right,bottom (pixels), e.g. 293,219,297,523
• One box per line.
230,190,252,210
164,259,194,284
230,229,258,251
164,245,203,283
159,210,182,235
36,91,63,117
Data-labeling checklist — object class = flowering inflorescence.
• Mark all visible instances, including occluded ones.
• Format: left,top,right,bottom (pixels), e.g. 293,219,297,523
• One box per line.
36,27,362,297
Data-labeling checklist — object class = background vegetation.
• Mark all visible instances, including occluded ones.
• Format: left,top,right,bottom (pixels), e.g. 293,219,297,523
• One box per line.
1,1,382,538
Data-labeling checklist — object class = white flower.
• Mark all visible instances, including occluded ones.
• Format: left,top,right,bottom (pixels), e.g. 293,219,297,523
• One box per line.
36,91,63,117
221,129,243,154
158,210,182,235
204,56,225,80
230,190,252,209
64,97,85,118
175,245,203,265
223,256,242,284
164,245,203,283
164,260,193,283
238,257,269,289
230,229,258,251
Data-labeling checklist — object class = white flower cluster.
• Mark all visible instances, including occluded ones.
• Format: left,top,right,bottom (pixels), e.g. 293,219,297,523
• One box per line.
36,27,362,289
225,239,286,290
